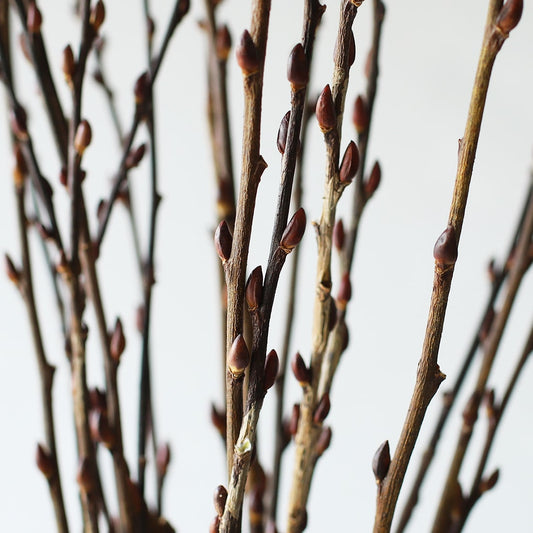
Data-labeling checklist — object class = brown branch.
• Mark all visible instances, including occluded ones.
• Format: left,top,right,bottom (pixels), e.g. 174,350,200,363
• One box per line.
373,2,520,530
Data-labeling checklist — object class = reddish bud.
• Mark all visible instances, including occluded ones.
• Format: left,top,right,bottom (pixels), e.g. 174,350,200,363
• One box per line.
209,515,220,533
125,144,147,169
109,318,126,362
245,266,263,311
496,0,523,34
287,43,308,91
236,30,259,75
74,119,92,155
156,443,171,478
364,161,381,198
90,1,106,32
35,222,54,241
62,45,75,83
313,392,331,424
228,334,250,377
352,95,369,134
277,111,290,155
347,29,356,66
372,440,390,484
5,254,20,285
316,426,332,456
10,105,28,141
336,273,352,310
214,220,232,262
216,25,232,61
213,485,228,517
328,297,338,332
36,444,55,479
291,352,311,385
134,72,150,105
89,410,114,447
487,258,500,284
27,3,42,33
479,469,500,493
288,403,300,436
77,457,94,493
433,225,458,266
249,488,264,525
177,0,190,17
316,85,336,132
210,403,226,437
333,219,345,252
339,141,359,183
264,350,279,392
280,208,306,253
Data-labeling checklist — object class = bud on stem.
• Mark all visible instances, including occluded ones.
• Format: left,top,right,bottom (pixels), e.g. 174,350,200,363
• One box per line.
372,440,390,484
316,85,336,133
236,30,259,75
287,43,308,91
228,334,250,377
280,208,306,253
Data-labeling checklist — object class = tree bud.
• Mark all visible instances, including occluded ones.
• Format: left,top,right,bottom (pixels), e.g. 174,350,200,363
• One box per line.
228,334,250,377
90,1,106,32
364,161,381,198
433,225,458,266
214,220,232,262
496,0,523,34
264,349,279,392
280,208,306,253
5,254,21,285
316,85,336,133
10,105,28,141
236,30,259,75
125,144,147,169
287,43,308,91
245,266,263,311
316,426,332,456
352,95,369,134
288,403,300,436
291,352,311,385
336,273,352,310
479,469,500,493
372,440,390,484
109,318,126,362
339,141,359,183
216,25,232,61
74,119,92,155
27,3,42,33
62,45,75,83
156,443,171,478
313,392,331,424
277,111,290,155
36,443,55,479
77,457,94,493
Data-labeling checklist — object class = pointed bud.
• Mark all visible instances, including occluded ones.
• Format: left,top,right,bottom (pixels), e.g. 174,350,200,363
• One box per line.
90,1,106,32
228,334,250,377
316,426,332,456
156,443,171,478
277,111,290,155
364,161,381,198
479,468,499,493
288,403,300,436
336,273,352,310
287,43,308,91
125,144,147,169
245,266,263,311
291,352,311,385
496,0,523,34
487,258,500,284
209,515,220,533
10,105,28,141
352,95,369,134
146,16,155,42
74,119,92,155
264,350,279,392
316,85,336,133
36,444,55,479
433,225,458,266
280,208,306,253
214,485,228,517
462,391,480,429
77,457,94,493
90,410,114,447
62,45,75,83
134,72,150,105
215,220,232,262
372,440,390,484
27,3,42,33
347,29,356,66
313,392,331,424
210,403,226,437
339,141,359,183
35,222,54,241
333,219,345,252
236,30,259,75
484,388,497,423
216,25,232,61
5,254,21,285
109,318,126,362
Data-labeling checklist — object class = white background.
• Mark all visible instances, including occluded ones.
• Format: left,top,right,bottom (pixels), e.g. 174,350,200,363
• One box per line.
1,0,532,531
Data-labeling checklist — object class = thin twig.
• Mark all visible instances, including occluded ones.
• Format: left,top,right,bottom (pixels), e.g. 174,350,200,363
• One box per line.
373,1,520,530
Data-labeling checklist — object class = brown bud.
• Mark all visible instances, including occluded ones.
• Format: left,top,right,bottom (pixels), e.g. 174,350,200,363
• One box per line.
5,254,21,285
480,306,495,343
433,225,458,266
89,387,107,412
27,3,42,33
156,443,171,478
352,95,369,134
74,119,92,155
209,515,220,533
35,222,54,242
372,440,390,484
216,25,232,61
288,403,300,436
236,30,259,75
89,410,114,447
487,258,500,284
316,426,332,456
364,161,381,198
213,485,227,517
14,145,28,177
336,273,352,310
347,29,356,66
210,403,226,437
125,144,147,169
496,0,523,34
264,349,279,392
228,334,250,377
245,266,263,311
10,105,28,141
277,111,290,155
287,43,308,91
59,167,68,187
146,16,155,42
462,391,480,429
177,0,190,17
90,0,106,32
313,392,331,424
479,468,500,493
280,208,306,253
291,352,311,385
77,457,94,493
328,297,338,332
62,45,75,83
36,443,55,479
316,85,336,133
339,141,359,183
134,72,150,105
215,220,232,262
333,219,345,252
109,318,126,362
249,488,264,525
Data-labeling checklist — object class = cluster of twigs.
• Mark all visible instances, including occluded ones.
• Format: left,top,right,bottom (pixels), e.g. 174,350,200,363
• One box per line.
3,0,531,532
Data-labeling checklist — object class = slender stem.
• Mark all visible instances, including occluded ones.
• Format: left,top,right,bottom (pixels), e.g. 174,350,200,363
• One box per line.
373,3,514,530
